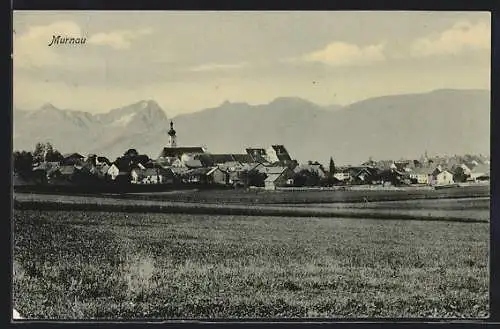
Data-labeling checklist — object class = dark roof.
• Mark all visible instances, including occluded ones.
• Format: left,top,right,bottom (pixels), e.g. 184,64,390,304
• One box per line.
195,154,215,167
96,156,111,164
231,154,252,163
133,167,173,177
270,145,292,162
210,154,236,164
246,148,268,162
158,147,205,159
202,153,253,165
63,153,84,159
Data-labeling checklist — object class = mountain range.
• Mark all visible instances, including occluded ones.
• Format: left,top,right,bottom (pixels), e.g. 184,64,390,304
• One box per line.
13,89,490,165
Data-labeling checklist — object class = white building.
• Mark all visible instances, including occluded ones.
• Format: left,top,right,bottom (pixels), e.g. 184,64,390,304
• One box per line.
435,170,454,186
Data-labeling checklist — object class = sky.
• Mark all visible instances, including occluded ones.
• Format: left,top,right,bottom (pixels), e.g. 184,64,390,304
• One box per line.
13,11,491,116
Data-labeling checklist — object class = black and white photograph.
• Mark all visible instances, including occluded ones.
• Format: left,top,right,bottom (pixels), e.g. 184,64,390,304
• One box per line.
12,11,490,320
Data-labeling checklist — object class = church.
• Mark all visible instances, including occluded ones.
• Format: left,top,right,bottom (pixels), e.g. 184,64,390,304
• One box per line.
157,121,206,167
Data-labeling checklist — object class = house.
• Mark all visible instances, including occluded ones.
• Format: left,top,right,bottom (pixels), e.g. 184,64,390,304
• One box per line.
469,164,490,181
393,161,412,173
266,145,292,164
350,167,378,184
180,153,204,168
181,167,213,184
460,163,473,176
157,146,206,166
107,161,142,182
207,167,230,185
409,167,434,185
434,170,455,186
96,163,110,179
95,156,111,166
263,166,294,190
61,153,85,166
246,148,269,163
333,167,351,182
131,167,175,184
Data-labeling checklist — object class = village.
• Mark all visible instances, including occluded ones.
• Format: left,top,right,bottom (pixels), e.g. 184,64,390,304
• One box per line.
13,121,490,191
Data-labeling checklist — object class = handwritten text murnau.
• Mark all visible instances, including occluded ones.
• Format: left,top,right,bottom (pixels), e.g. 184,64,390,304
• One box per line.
48,35,86,47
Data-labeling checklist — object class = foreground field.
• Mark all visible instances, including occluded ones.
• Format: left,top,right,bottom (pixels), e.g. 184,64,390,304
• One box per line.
13,208,489,319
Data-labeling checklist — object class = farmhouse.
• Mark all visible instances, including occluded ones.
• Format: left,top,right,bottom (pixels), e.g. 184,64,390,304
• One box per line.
266,145,293,164
263,166,294,190
334,167,351,182
206,166,230,185
246,148,269,163
460,163,473,176
107,161,145,182
181,167,213,184
131,166,175,184
61,153,84,166
409,167,434,185
434,170,455,186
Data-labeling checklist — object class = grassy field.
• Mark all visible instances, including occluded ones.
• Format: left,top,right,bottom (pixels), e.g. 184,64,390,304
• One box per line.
13,206,489,319
14,184,490,205
115,184,491,204
13,193,490,222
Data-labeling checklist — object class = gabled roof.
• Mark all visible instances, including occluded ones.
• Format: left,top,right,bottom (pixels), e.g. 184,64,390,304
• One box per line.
96,156,111,164
263,166,288,175
207,166,229,176
158,147,205,159
63,153,84,159
270,145,292,162
217,154,239,163
232,154,253,163
184,159,203,168
246,148,268,162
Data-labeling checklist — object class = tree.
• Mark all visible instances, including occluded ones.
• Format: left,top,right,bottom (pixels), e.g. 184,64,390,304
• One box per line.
46,150,63,162
33,142,45,163
293,169,321,187
124,149,139,158
453,167,469,183
329,157,336,176
13,151,34,178
240,169,266,187
32,142,62,163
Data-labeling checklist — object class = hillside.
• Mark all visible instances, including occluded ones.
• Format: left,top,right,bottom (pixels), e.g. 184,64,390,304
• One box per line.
13,89,490,165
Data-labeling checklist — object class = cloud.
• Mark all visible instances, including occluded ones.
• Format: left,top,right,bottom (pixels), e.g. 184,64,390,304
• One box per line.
87,28,153,49
411,20,490,57
300,41,386,67
13,21,153,69
188,62,249,72
13,20,85,68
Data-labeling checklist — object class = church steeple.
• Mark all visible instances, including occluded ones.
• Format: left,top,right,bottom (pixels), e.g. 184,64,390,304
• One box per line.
168,120,177,147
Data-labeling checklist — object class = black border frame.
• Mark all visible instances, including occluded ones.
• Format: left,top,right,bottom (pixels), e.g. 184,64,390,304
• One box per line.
6,1,500,328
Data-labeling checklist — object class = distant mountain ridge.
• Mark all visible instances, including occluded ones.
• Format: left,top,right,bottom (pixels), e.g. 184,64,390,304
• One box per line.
13,89,490,165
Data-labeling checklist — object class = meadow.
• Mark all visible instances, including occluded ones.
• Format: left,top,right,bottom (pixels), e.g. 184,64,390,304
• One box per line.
13,203,489,319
